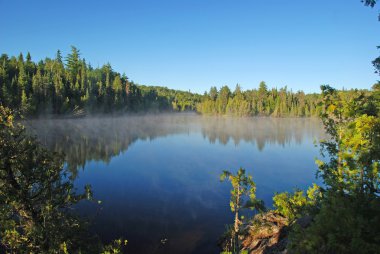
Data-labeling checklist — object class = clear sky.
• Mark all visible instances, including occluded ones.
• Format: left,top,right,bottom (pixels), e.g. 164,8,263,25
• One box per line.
0,0,379,94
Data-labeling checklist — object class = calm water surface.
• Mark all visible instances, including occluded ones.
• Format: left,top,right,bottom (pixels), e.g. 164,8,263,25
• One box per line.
26,114,325,254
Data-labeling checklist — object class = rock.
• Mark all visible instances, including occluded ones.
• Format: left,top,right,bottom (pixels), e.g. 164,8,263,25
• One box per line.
240,211,289,254
219,211,314,254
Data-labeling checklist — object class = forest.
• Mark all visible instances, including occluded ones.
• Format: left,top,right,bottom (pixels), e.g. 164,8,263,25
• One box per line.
0,47,201,116
2,48,374,118
198,83,321,117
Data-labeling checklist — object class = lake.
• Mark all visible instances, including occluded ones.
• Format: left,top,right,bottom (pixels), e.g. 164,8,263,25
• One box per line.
25,113,325,254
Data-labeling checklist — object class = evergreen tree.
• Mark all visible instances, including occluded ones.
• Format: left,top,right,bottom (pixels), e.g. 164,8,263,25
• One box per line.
220,168,264,254
65,46,80,85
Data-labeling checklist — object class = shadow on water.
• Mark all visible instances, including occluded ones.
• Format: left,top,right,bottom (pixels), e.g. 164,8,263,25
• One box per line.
24,113,325,254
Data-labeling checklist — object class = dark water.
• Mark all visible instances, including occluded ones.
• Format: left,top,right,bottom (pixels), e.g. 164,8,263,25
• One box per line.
25,114,325,254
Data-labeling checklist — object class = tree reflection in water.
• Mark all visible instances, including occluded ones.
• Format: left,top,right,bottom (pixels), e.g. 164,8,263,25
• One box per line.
25,114,324,173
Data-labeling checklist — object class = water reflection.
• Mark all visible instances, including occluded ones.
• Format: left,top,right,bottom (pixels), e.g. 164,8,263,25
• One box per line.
25,114,323,170
25,114,325,254
200,116,322,149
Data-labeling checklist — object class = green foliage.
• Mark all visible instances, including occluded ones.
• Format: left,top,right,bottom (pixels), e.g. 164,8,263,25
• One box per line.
273,184,321,222
0,106,125,253
197,83,321,117
317,86,380,194
0,106,96,252
220,168,264,254
0,50,201,116
101,238,128,254
290,192,380,254
138,85,202,112
288,85,380,253
373,46,380,74
220,168,260,213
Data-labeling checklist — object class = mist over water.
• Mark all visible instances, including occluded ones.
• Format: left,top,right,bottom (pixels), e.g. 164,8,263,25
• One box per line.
25,113,325,254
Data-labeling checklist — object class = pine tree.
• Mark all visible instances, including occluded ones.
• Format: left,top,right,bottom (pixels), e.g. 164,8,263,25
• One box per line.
220,168,264,254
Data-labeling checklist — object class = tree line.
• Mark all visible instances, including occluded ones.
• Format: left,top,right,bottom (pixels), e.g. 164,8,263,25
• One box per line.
1,46,322,118
3,47,377,119
0,47,201,116
197,82,321,117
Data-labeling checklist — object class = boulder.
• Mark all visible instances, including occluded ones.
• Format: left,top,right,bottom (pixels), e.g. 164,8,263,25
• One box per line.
240,211,289,254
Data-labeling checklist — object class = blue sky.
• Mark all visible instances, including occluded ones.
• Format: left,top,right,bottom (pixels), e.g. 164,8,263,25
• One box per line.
0,0,379,93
